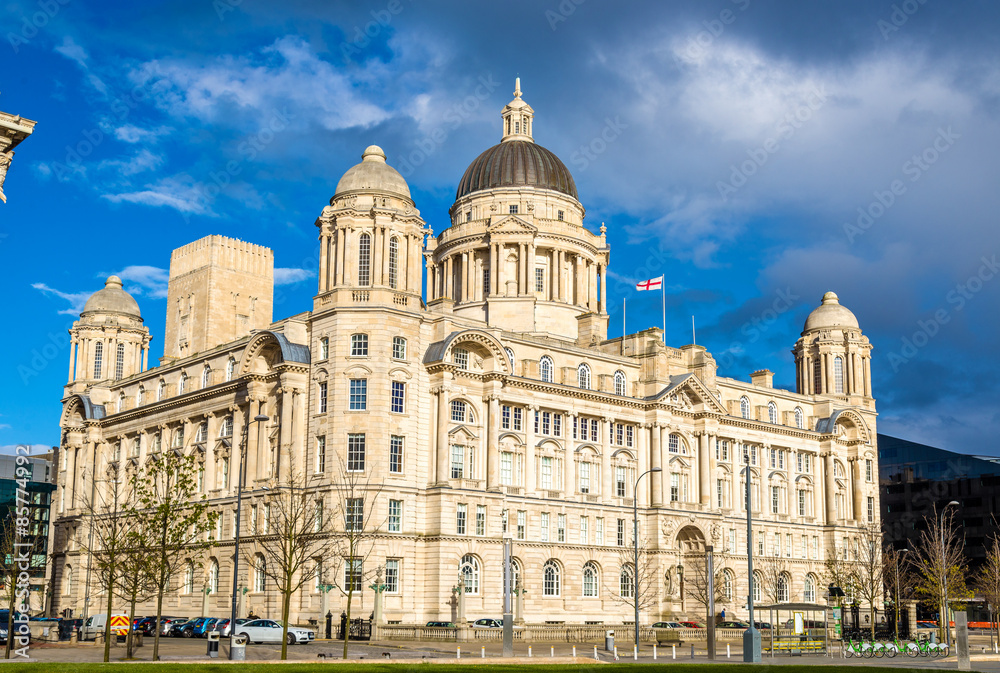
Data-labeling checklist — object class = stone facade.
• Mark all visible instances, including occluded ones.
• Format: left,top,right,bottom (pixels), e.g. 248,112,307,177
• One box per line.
0,108,37,204
51,81,879,626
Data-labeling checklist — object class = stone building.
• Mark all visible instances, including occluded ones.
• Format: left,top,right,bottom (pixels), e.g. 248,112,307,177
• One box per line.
52,81,879,626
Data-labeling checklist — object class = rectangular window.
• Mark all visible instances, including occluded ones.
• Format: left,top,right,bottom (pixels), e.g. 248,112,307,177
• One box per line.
541,457,553,490
812,536,819,559
716,479,724,508
553,414,562,437
318,382,327,413
616,424,624,446
867,496,875,522
557,514,566,542
347,433,366,471
535,267,544,292
315,436,326,474
517,510,526,540
389,435,404,474
351,333,368,356
557,209,564,221
454,348,469,369
483,269,490,297
579,462,590,493
541,513,550,542
345,498,363,531
626,426,634,447
388,499,402,532
345,558,363,592
590,419,598,440
466,210,472,222
391,381,405,413
476,505,486,536
500,452,513,485
512,407,522,431
616,466,627,497
617,518,626,546
502,405,511,430
786,533,793,558
456,504,467,535
771,486,779,514
801,534,808,559
451,445,465,479
866,459,873,482
509,204,518,214
798,489,806,516
757,532,765,557
580,516,589,544
670,473,680,502
319,337,329,360
541,412,551,435
349,379,368,410
779,450,785,469
385,559,399,593
450,400,466,422
596,517,604,545
729,528,737,554
392,336,407,360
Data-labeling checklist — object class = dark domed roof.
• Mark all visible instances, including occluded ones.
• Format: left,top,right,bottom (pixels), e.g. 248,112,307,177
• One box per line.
456,140,578,201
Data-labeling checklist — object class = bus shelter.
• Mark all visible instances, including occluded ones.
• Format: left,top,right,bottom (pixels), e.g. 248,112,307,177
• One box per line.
757,602,831,657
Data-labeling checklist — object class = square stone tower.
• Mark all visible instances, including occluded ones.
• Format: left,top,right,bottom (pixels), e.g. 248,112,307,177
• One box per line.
163,235,274,360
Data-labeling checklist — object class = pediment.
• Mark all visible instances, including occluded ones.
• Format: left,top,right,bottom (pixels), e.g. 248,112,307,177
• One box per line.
654,373,727,414
487,215,537,236
448,425,479,440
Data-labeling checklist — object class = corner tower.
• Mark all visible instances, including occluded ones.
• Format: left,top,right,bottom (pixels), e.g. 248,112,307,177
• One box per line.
314,145,427,310
793,291,874,408
430,79,610,344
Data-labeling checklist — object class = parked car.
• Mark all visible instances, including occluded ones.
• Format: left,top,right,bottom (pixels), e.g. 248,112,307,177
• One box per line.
916,621,938,629
235,619,315,645
680,621,705,629
652,621,686,629
472,618,502,629
194,618,221,638
167,619,196,637
215,618,250,637
59,619,83,641
158,617,185,636
716,620,750,629
753,621,772,630
81,612,131,640
426,621,456,628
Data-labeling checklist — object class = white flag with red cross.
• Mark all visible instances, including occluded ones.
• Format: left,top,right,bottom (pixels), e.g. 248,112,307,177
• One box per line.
635,276,663,291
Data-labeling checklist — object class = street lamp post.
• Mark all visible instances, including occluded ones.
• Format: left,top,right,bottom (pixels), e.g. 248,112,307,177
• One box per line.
229,412,268,659
743,451,761,663
940,500,960,647
633,467,661,653
894,548,909,642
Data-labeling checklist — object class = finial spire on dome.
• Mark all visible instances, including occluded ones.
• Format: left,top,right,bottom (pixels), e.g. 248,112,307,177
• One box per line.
501,76,534,143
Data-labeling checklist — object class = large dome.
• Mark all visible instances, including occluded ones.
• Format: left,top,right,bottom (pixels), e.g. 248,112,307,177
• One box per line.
803,291,859,332
82,276,142,319
334,145,411,201
456,140,578,201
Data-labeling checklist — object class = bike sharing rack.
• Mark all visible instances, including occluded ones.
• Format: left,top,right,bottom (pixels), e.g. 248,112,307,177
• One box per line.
757,602,831,657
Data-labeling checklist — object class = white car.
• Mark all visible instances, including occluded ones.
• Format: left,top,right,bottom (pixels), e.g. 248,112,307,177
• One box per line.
236,619,315,645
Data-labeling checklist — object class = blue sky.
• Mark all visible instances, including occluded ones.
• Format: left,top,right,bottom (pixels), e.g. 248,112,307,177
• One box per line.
2,0,999,455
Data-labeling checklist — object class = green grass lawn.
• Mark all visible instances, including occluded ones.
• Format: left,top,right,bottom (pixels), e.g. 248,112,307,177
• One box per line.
0,665,940,672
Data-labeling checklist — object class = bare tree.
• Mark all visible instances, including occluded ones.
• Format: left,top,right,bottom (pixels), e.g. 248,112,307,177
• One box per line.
329,454,384,659
607,537,659,620
243,462,343,660
685,552,737,618
132,450,218,661
883,544,915,641
822,545,858,609
973,532,1000,648
115,521,156,660
756,555,789,606
912,505,971,644
852,522,885,641
80,464,136,663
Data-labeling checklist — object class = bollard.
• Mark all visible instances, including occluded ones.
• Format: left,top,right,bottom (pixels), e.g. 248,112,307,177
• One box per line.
457,647,461,659
727,644,731,658
672,645,676,659
614,646,618,659
654,645,658,660
528,646,532,658
691,643,695,659
573,645,576,657
481,646,485,658
633,645,637,660
594,646,598,660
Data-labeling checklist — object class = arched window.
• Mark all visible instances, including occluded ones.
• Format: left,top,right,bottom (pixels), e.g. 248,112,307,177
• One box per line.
254,554,266,592
208,558,219,593
93,342,103,379
794,407,804,429
220,416,233,437
137,386,145,406
157,379,166,401
388,236,399,289
511,558,523,594
196,422,208,443
116,393,125,414
582,562,599,597
740,396,751,419
505,348,515,372
115,343,125,380
777,573,790,602
539,356,553,383
803,574,816,602
202,365,211,388
172,427,184,448
768,401,778,424
543,560,560,596
577,363,591,390
752,571,762,603
668,434,687,455
619,564,635,598
183,561,195,594
460,554,480,595
226,358,236,382
834,356,844,394
358,233,371,286
63,565,73,595
178,373,187,394
723,569,734,600
614,370,626,396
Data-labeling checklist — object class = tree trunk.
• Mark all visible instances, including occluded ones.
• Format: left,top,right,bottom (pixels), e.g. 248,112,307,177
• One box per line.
342,588,353,659
281,577,291,660
126,597,138,659
152,514,168,661
104,578,114,662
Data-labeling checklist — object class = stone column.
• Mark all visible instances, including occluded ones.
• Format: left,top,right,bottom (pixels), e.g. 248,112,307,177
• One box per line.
343,227,354,286
556,250,565,302
575,256,584,306
231,405,245,497
461,251,470,302
601,417,613,499
205,414,218,492
636,421,648,508
599,263,607,313
525,406,538,493
318,233,329,292
824,453,836,523
851,459,863,521
490,244,498,296
67,445,79,509
863,356,871,396
68,339,77,383
650,424,662,507
698,432,711,506
486,394,500,490
589,261,598,312
527,243,536,295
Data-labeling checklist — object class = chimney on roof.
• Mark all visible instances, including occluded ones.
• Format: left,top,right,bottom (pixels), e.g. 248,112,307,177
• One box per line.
750,369,774,388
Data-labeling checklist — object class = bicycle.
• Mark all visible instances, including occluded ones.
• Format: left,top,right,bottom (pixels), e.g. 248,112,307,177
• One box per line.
843,639,865,658
893,637,920,658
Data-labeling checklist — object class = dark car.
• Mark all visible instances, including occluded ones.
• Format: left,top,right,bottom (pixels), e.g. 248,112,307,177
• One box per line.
717,620,750,629
680,621,705,629
168,619,197,637
194,618,220,638
425,621,456,628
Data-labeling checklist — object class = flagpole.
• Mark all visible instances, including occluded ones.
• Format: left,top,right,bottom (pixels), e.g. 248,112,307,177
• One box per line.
661,283,666,344
692,315,696,345
622,298,626,355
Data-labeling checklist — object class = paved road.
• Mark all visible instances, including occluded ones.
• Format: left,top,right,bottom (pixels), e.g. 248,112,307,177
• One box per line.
19,635,1000,669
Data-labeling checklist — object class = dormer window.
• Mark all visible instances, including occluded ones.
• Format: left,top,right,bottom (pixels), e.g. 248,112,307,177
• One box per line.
509,205,518,215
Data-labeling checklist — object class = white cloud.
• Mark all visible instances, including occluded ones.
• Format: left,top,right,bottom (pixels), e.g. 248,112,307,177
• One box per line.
32,283,92,315
113,265,169,298
113,124,172,144
274,267,315,285
99,149,164,177
102,176,213,215
54,36,108,94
